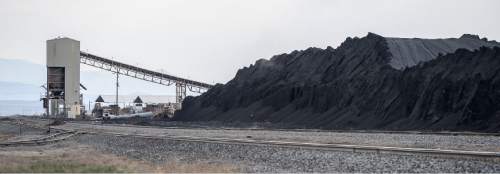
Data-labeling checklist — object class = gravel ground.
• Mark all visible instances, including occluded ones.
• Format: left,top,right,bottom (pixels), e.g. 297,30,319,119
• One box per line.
2,119,500,172
73,133,500,173
58,122,500,152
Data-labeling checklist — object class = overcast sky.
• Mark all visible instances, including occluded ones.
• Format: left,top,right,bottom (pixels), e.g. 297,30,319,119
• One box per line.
1,0,499,84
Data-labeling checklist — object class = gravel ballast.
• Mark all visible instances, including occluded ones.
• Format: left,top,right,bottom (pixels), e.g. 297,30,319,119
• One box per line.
74,134,500,173
59,122,500,152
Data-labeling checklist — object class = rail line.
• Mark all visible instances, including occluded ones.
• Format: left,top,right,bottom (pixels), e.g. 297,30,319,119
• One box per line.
6,119,500,158
0,120,79,147
69,120,500,137
0,131,79,147
77,129,500,158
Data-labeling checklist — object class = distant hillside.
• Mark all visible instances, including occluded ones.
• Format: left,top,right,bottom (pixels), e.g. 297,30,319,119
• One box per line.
0,80,44,116
0,81,42,101
0,58,184,115
174,33,500,132
0,58,178,102
0,59,46,85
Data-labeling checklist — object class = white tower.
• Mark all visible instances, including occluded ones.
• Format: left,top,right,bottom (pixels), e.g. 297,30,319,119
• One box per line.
46,37,81,118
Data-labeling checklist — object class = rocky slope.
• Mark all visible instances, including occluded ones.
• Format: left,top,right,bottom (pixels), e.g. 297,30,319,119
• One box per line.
174,33,500,132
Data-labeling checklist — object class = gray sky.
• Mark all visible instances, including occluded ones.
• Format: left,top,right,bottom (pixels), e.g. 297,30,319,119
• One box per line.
1,0,499,84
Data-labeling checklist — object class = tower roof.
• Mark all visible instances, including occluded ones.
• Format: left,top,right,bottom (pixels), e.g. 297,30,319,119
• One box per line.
133,96,143,103
95,95,104,102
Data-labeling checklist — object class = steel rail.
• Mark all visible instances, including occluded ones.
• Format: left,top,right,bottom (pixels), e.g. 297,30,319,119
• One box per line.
66,120,500,137
11,120,500,158
73,129,500,158
0,120,79,146
0,131,78,146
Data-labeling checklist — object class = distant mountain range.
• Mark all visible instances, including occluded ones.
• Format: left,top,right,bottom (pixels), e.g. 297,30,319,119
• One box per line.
0,58,176,102
0,58,181,115
175,33,500,132
0,59,45,101
0,81,42,101
0,59,46,86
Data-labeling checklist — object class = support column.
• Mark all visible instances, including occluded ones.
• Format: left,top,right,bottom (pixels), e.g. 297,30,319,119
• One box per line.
175,83,186,110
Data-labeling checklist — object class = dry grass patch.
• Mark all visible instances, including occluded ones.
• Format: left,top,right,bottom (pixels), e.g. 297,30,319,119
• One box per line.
0,144,151,173
0,143,241,173
153,161,240,173
0,161,122,173
0,134,12,141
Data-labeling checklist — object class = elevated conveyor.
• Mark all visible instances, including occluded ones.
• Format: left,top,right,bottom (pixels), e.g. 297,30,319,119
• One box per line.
79,51,213,106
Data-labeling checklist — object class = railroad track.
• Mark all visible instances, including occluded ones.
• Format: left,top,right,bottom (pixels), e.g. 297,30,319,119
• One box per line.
80,130,500,158
66,120,500,137
8,119,500,158
0,120,79,147
0,131,79,147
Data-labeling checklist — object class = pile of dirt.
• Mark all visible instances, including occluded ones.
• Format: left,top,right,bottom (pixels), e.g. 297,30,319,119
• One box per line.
174,33,500,132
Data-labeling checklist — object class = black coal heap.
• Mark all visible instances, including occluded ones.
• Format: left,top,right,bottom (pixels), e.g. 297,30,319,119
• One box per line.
175,33,500,132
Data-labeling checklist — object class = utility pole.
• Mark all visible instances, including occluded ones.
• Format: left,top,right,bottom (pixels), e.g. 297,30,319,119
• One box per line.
19,121,22,135
115,71,119,116
43,84,49,117
88,100,91,116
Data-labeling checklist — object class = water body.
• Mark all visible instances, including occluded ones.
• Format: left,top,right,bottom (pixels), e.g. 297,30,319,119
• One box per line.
0,100,44,116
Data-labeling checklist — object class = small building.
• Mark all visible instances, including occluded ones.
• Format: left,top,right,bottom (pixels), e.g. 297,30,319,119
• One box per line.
93,95,175,116
132,96,143,113
92,95,105,117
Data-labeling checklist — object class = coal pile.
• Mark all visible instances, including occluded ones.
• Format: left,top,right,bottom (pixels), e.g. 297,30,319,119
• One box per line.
174,33,500,132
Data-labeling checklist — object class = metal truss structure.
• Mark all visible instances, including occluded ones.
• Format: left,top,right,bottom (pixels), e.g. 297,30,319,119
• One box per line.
80,51,213,106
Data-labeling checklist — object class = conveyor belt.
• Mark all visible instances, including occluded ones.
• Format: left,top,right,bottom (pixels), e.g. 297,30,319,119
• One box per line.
80,51,212,93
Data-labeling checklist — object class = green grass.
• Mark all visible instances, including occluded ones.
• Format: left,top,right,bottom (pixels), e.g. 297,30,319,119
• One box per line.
0,161,123,173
